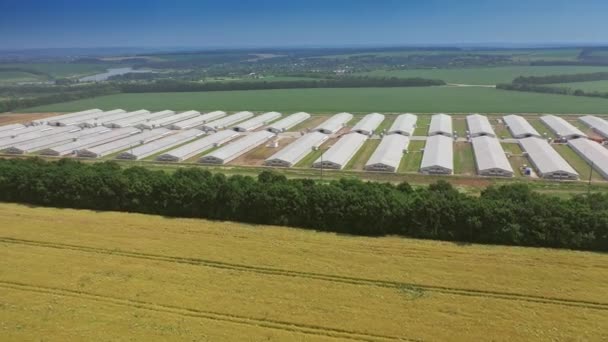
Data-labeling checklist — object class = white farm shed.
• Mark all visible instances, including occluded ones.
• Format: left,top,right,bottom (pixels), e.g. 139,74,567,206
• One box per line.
0,125,53,140
199,130,275,164
466,114,495,138
40,127,141,156
364,134,409,172
518,137,578,180
314,112,353,134
116,129,203,160
503,114,541,139
156,130,239,162
420,135,453,175
169,111,226,130
138,111,201,129
266,112,311,133
351,113,385,136
0,126,80,150
76,128,171,158
264,131,328,167
46,109,103,126
101,110,151,128
202,111,254,131
312,132,367,170
387,113,417,136
77,109,128,128
471,136,513,177
233,112,282,132
0,123,25,133
540,115,587,140
3,126,109,154
567,138,608,180
578,115,608,138
108,110,175,128
428,114,453,137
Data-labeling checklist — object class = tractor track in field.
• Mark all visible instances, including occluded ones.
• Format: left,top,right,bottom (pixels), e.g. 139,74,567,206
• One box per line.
2,236,607,311
0,280,411,342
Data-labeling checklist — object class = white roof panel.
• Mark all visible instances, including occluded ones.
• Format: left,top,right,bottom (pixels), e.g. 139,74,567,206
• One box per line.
579,115,608,138
471,136,513,175
266,112,310,133
503,114,541,138
519,137,578,178
170,111,227,130
466,114,495,137
540,115,587,139
0,126,80,150
138,111,200,129
265,131,328,167
202,111,254,131
0,123,26,133
40,127,142,156
313,132,367,169
4,126,109,154
156,130,239,162
387,113,417,136
233,112,282,132
200,130,274,164
314,113,353,134
45,109,102,125
568,138,608,179
420,135,453,172
77,128,171,158
351,113,385,135
116,129,204,160
365,134,409,172
429,113,453,136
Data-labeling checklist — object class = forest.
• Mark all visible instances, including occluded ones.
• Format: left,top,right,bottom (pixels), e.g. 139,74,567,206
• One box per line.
0,158,605,252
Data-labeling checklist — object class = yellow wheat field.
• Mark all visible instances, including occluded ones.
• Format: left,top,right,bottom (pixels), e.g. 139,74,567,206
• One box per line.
0,203,606,341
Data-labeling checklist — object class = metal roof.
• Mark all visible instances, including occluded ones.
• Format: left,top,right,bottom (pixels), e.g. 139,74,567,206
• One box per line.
0,126,80,149
77,128,171,158
540,115,587,139
170,111,226,130
107,110,175,128
233,112,282,132
100,110,150,126
264,131,328,167
387,113,417,136
579,115,608,138
40,127,142,156
266,112,311,133
466,114,495,137
156,130,239,162
365,134,409,172
351,113,385,135
420,135,453,172
471,136,513,176
428,113,453,136
567,138,608,179
503,114,541,138
45,109,102,125
314,113,353,134
202,111,254,131
518,137,578,178
0,123,26,133
4,126,109,154
78,109,128,127
313,132,368,169
0,124,54,139
116,129,204,160
200,130,275,164
138,111,200,129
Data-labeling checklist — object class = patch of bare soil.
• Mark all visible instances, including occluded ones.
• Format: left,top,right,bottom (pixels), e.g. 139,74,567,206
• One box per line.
229,136,297,166
0,112,61,125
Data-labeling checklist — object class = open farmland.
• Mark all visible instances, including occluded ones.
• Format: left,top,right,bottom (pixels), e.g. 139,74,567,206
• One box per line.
0,203,607,341
18,86,608,114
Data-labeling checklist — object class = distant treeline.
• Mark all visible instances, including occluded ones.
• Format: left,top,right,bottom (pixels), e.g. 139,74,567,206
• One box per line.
0,84,118,112
0,67,49,77
116,77,445,93
0,158,606,252
530,61,608,66
497,83,608,99
513,72,608,84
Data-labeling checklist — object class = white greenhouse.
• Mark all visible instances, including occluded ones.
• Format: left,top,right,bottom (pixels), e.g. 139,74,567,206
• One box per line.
579,115,608,138
116,129,204,160
77,109,128,128
76,128,171,158
3,126,109,154
264,131,329,167
420,134,453,175
503,114,542,139
518,137,578,180
466,114,495,138
314,112,353,134
364,134,409,172
351,113,385,136
202,111,254,131
471,136,513,177
156,130,239,162
387,113,417,136
540,115,587,140
567,138,608,180
169,111,226,130
233,112,282,132
39,127,141,156
312,132,367,170
266,112,311,133
46,109,103,126
199,130,275,164
428,113,453,137
137,111,200,129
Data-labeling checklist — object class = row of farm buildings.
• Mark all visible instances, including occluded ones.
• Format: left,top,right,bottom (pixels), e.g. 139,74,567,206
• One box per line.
1,109,608,180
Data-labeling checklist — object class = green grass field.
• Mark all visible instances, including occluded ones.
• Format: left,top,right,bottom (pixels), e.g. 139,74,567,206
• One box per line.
0,71,48,84
398,140,425,173
553,144,604,181
344,139,380,170
20,86,608,114
359,66,608,84
454,142,476,175
0,63,111,78
2,203,607,341
551,80,608,92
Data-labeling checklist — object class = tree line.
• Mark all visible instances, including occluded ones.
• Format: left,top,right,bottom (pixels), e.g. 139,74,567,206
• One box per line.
0,158,605,252
513,72,608,84
115,77,445,93
497,71,608,99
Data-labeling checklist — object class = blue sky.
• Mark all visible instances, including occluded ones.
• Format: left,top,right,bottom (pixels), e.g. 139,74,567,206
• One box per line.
1,0,607,49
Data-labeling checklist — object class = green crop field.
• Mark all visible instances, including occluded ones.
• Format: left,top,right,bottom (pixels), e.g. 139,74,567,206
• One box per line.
551,80,608,92
1,63,111,78
359,66,608,84
321,48,582,61
2,203,607,341
20,86,608,114
0,71,48,84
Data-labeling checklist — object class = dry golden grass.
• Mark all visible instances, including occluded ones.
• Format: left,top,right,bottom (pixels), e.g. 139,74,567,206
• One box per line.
0,203,607,341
